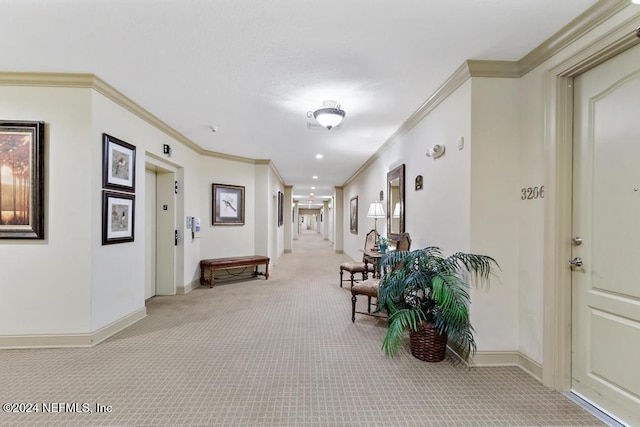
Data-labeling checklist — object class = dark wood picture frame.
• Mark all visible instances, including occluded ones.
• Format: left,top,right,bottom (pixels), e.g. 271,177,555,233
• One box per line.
387,163,406,241
277,191,284,227
213,183,245,225
102,190,135,245
350,196,358,234
0,120,45,239
102,133,136,192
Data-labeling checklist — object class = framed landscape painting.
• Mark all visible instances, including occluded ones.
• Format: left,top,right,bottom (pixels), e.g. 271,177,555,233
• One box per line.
102,191,135,245
213,183,245,225
0,120,45,239
103,133,136,192
350,196,358,234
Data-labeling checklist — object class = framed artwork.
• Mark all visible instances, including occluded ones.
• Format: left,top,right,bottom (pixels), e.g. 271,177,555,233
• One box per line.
277,191,283,227
102,191,135,245
103,133,136,192
213,183,245,225
0,120,45,239
350,196,358,234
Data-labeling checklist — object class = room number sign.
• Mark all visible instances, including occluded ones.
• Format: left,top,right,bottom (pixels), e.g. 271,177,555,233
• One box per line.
521,185,544,200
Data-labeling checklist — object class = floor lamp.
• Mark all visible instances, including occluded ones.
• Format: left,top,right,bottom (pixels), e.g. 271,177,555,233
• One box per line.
367,201,385,250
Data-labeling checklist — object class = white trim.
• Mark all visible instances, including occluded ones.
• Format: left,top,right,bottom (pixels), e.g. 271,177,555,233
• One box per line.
177,279,201,295
0,333,92,349
0,307,147,349
91,307,147,345
471,351,543,381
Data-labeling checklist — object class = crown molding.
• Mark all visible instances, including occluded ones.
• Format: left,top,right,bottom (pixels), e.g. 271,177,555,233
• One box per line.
342,0,628,189
466,60,521,78
343,62,472,187
0,71,263,165
518,0,629,76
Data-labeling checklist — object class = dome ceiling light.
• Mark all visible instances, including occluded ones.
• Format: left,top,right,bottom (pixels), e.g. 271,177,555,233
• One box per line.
307,100,345,130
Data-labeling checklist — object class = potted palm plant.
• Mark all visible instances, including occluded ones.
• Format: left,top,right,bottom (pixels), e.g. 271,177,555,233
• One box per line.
377,246,498,362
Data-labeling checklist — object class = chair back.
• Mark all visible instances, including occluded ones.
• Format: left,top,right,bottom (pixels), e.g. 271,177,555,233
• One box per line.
395,232,411,251
363,229,379,252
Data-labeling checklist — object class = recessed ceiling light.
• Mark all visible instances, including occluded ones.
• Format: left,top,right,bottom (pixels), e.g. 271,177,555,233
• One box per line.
312,176,318,180
315,154,323,159
310,193,314,196
311,186,316,190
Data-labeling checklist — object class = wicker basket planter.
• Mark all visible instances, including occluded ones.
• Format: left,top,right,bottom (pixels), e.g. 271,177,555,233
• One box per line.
409,322,447,362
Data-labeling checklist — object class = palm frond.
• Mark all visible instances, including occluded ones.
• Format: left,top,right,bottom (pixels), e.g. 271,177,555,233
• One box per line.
376,246,499,361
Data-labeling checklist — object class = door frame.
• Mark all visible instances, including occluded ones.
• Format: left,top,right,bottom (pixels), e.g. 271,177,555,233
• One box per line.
543,16,640,391
145,155,177,296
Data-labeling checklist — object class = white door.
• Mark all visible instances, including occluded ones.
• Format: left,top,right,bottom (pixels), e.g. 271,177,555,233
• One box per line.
572,44,640,426
144,169,157,299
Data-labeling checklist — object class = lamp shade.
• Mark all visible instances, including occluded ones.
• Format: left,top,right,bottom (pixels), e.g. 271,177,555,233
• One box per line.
367,201,385,218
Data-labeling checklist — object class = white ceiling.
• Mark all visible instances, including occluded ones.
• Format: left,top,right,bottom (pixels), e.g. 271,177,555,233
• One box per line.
0,0,599,207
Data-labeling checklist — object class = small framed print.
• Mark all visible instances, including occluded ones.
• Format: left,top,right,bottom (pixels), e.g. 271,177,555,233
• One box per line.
277,191,284,227
102,191,135,245
103,133,136,192
213,183,245,225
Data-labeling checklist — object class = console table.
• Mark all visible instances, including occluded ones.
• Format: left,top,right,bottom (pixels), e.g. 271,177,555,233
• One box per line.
200,255,270,288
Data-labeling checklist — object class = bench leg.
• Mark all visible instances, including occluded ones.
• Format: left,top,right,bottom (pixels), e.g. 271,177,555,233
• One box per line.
339,269,343,288
209,267,215,288
264,262,269,280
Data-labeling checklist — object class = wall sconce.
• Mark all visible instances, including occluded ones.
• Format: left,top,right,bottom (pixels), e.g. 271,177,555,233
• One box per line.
163,144,172,156
426,144,445,159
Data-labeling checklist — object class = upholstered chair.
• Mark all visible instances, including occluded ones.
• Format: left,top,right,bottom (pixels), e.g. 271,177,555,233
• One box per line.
351,232,411,322
339,229,379,288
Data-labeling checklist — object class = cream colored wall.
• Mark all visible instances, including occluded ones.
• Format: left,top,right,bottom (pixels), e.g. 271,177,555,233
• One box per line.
90,91,203,331
344,81,472,263
0,86,93,335
254,163,285,264
0,81,275,344
469,77,520,353
199,155,256,259
345,78,523,354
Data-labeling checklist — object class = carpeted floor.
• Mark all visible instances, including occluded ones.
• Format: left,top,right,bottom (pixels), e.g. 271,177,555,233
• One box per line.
0,231,604,426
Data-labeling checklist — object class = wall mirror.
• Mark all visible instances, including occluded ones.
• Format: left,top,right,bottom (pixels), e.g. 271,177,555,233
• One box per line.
387,163,405,241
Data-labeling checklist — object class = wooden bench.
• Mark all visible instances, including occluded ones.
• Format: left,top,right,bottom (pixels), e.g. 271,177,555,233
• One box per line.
200,255,270,288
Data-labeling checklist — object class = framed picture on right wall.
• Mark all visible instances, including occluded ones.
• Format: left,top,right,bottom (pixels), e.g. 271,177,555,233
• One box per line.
349,196,358,234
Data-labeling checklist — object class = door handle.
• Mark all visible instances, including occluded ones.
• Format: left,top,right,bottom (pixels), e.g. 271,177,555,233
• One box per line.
569,257,583,267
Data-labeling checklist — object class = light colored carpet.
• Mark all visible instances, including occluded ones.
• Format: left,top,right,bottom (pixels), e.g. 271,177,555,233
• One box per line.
0,231,603,426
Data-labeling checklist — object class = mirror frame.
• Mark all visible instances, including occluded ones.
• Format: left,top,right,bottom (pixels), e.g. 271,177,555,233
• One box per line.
386,163,405,241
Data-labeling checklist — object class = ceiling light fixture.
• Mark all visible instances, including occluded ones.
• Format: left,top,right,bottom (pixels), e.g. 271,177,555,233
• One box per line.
307,100,345,130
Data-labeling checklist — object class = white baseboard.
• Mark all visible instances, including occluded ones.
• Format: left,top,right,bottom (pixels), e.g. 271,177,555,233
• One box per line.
177,279,200,294
0,333,92,348
471,350,543,381
0,307,147,349
91,307,147,346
